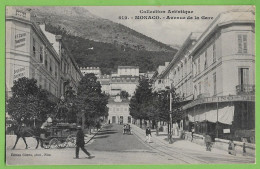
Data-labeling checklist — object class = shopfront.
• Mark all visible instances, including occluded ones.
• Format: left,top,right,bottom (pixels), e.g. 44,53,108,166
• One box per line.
183,95,255,142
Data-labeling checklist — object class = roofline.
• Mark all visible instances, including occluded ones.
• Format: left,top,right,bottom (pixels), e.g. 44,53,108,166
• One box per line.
158,32,200,79
190,10,255,56
6,16,61,63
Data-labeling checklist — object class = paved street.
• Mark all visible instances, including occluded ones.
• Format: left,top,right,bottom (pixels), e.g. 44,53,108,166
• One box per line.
6,124,255,165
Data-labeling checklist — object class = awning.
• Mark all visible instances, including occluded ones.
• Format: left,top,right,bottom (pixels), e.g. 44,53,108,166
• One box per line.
183,95,254,110
188,105,234,125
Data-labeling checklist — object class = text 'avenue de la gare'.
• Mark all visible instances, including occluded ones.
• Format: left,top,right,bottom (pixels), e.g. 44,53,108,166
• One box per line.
133,16,214,20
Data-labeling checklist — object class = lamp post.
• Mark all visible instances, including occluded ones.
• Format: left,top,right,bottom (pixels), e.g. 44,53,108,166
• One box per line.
169,81,173,144
165,77,174,144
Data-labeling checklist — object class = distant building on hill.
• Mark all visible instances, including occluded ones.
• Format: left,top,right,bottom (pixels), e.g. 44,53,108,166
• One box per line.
97,66,139,97
80,67,101,78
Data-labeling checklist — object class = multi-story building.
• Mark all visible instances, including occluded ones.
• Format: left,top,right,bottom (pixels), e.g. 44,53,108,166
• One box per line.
107,95,132,124
6,7,60,98
80,67,101,78
116,66,139,77
39,24,82,96
156,33,201,100
101,66,140,124
56,36,82,96
6,7,82,99
98,74,111,94
152,10,255,141
151,62,170,92
97,66,139,97
139,71,155,80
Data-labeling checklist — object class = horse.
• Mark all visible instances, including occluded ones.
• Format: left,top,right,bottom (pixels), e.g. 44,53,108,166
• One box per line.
11,124,45,149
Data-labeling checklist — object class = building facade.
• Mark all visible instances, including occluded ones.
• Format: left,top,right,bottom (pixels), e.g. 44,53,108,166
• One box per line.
107,96,132,124
6,7,60,98
99,66,140,124
152,10,255,142
6,7,82,99
97,66,139,97
117,66,139,77
80,67,101,78
98,74,111,94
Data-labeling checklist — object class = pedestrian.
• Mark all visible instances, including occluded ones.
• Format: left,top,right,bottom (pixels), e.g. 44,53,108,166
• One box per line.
243,142,246,156
74,126,94,159
123,125,126,134
145,126,152,143
228,139,236,156
191,126,195,142
204,133,212,151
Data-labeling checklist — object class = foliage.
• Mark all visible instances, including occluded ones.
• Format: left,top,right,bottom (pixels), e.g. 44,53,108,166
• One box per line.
45,24,176,74
75,73,108,128
153,87,183,122
129,78,153,120
7,77,56,125
120,91,129,99
130,78,183,126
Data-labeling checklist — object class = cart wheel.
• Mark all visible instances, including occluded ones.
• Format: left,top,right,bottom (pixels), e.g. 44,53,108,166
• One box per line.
58,141,68,149
43,144,50,149
66,135,76,148
49,138,60,149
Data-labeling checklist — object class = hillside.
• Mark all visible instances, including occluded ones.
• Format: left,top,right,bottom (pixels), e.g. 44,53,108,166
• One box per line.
23,6,176,52
15,6,178,74
46,24,175,74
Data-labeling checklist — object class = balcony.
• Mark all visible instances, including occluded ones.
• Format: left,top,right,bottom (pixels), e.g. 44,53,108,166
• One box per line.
236,84,255,95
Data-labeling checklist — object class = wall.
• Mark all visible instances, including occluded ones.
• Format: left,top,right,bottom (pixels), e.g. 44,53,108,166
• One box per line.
6,14,60,97
108,102,131,124
118,67,139,76
213,138,255,157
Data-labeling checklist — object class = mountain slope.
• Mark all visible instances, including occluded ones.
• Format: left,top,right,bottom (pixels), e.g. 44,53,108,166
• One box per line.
45,24,175,74
25,6,176,52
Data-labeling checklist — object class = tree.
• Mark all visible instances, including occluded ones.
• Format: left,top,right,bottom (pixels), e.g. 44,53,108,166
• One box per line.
129,78,153,128
55,86,78,123
75,73,108,131
120,90,129,99
7,77,56,126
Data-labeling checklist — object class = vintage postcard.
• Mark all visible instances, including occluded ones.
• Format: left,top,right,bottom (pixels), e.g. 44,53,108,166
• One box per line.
5,5,255,165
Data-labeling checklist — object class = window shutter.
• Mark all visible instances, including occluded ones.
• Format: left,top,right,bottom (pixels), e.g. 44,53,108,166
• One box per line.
243,35,248,53
238,34,242,53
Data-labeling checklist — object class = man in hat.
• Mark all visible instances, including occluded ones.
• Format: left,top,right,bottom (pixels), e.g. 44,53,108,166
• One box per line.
74,126,94,159
145,126,152,143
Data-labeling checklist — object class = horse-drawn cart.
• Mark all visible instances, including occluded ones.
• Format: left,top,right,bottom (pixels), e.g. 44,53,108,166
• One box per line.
41,123,78,149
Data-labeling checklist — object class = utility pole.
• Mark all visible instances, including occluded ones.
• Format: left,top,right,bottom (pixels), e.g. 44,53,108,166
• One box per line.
169,83,173,144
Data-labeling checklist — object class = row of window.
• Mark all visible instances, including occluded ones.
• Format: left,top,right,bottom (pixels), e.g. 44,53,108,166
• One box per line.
32,38,58,80
195,72,217,97
110,107,129,112
33,38,81,83
194,34,248,77
194,42,216,76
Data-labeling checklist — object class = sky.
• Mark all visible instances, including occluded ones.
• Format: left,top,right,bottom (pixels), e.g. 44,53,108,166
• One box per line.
84,6,254,46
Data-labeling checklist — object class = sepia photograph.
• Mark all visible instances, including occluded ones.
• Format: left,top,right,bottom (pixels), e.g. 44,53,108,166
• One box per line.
5,5,255,165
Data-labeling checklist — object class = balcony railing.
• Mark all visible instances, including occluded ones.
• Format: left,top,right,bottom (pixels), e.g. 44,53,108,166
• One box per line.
236,84,255,95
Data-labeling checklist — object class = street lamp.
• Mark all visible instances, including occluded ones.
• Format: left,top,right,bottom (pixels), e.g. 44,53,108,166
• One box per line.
168,79,173,144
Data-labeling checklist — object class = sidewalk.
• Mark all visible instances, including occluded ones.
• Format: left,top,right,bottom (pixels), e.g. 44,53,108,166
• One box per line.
131,124,251,158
